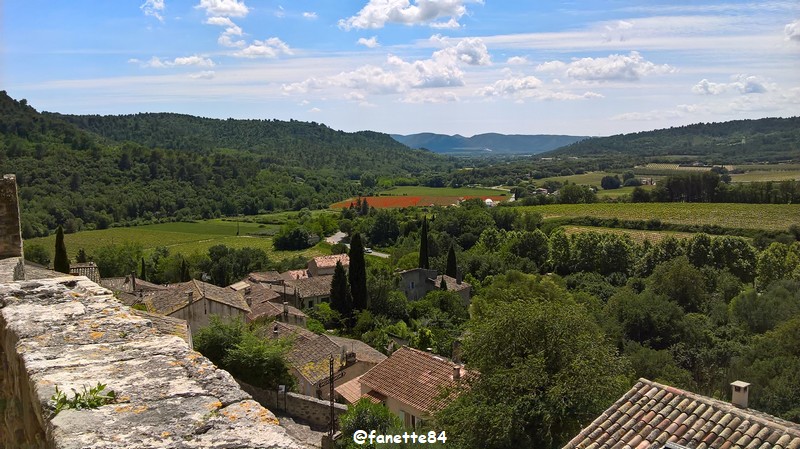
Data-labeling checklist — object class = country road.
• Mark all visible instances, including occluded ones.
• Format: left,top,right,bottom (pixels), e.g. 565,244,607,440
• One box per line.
324,231,390,258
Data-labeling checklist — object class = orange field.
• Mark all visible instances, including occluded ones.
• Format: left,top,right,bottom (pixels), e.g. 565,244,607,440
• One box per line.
330,195,507,209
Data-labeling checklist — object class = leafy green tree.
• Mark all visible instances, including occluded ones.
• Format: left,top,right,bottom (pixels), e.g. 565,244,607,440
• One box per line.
24,243,51,267
370,290,409,320
445,244,458,278
330,261,353,323
756,242,799,289
368,209,400,246
647,256,707,313
438,296,631,449
273,223,313,250
338,399,403,449
508,229,549,271
604,288,685,350
194,316,246,367
419,216,430,269
223,331,295,390
53,225,70,274
349,233,368,311
548,228,571,275
729,280,800,334
600,175,622,189
75,248,88,263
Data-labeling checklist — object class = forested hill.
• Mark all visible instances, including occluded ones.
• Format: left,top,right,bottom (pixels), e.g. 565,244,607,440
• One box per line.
49,112,448,174
543,117,800,163
0,91,451,237
392,132,588,155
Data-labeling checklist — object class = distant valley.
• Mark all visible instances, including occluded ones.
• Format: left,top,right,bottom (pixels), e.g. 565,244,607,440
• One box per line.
391,132,589,155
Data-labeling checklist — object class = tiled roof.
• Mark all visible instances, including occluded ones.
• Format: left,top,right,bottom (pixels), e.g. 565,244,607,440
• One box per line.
562,378,800,449
288,334,343,385
283,275,333,299
359,346,465,414
434,275,470,292
130,309,192,346
283,269,309,280
311,254,349,269
260,321,316,344
247,298,306,322
248,271,284,284
101,276,166,293
327,335,387,365
246,282,282,304
228,281,250,291
145,279,250,316
335,375,363,404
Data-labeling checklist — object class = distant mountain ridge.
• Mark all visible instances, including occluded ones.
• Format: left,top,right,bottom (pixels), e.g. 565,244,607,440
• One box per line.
541,117,800,163
391,132,588,155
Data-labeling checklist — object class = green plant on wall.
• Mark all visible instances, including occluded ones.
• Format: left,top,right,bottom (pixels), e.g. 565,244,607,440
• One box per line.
50,382,117,415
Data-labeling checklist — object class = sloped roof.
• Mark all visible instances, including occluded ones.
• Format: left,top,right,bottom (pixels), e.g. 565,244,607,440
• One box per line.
247,298,306,322
228,280,250,291
359,346,464,414
248,271,284,284
335,375,363,404
433,275,470,293
311,254,349,269
283,269,309,280
101,276,167,293
288,334,343,385
260,321,316,344
562,378,800,449
145,279,250,316
327,335,387,365
283,275,333,299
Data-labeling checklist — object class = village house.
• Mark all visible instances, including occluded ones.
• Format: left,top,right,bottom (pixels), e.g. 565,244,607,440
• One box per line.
229,279,308,326
562,378,800,448
335,346,470,429
399,268,471,305
267,275,334,309
143,279,251,334
265,322,386,399
307,254,349,277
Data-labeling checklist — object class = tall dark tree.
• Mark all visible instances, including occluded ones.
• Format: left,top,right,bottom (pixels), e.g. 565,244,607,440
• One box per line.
349,233,368,311
140,257,147,281
419,216,430,269
53,225,70,274
180,258,191,282
329,261,353,321
446,244,458,278
75,248,88,263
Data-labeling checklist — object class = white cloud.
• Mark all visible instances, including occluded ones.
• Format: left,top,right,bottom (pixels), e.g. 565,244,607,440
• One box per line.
537,51,674,82
205,16,245,47
310,107,322,113
506,56,529,65
234,38,293,58
274,6,285,18
140,0,165,22
429,35,492,65
357,36,381,48
786,20,800,41
138,55,215,68
477,76,543,97
189,71,216,79
602,20,633,42
400,90,460,103
303,11,318,19
692,74,774,95
338,0,483,30
196,0,249,17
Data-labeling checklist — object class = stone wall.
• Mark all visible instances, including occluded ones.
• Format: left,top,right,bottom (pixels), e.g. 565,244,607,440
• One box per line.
239,381,347,431
0,175,22,259
0,273,302,449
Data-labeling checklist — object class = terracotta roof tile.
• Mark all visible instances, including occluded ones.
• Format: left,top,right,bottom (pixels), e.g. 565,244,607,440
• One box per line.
359,346,472,414
145,279,250,315
334,375,363,404
311,254,349,269
562,378,800,449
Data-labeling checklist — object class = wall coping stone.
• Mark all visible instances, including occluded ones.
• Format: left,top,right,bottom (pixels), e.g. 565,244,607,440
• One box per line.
1,273,302,448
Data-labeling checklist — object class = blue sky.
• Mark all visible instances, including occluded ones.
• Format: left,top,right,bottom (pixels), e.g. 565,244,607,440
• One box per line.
2,1,799,136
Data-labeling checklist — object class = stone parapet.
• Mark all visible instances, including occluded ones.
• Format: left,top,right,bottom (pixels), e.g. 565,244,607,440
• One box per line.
239,381,347,431
0,275,301,449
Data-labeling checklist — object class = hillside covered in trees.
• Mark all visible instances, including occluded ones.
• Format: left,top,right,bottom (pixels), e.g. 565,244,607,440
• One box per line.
0,92,452,237
544,117,800,163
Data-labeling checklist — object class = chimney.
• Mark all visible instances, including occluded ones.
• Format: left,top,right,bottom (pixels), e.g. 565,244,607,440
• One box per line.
187,291,193,305
273,322,279,336
731,381,750,408
453,365,461,381
283,301,289,318
456,269,462,285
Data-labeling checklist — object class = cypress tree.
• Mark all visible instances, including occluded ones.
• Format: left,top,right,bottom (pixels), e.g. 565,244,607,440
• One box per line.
53,225,70,274
76,248,88,263
329,261,352,321
419,217,429,269
440,277,447,290
349,233,368,311
446,244,457,278
180,258,190,282
141,257,147,281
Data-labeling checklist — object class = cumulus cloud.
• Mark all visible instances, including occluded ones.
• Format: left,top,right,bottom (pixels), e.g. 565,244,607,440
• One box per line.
140,0,166,22
477,73,603,101
477,76,543,97
196,0,249,17
137,55,216,68
338,0,483,30
234,38,293,58
400,90,459,103
692,74,774,95
303,12,318,19
429,35,491,65
537,51,674,82
785,19,800,41
206,16,245,47
601,20,633,42
189,71,216,79
357,36,381,48
506,56,529,65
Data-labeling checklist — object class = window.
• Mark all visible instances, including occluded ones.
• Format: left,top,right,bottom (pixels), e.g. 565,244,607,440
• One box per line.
308,300,314,308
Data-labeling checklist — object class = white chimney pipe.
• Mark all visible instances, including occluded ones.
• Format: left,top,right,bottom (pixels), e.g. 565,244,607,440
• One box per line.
731,381,750,408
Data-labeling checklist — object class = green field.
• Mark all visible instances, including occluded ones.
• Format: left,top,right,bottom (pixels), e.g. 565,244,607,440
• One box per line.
533,172,612,186
520,203,800,231
596,185,655,198
379,185,507,197
27,219,327,261
562,226,698,243
729,170,800,182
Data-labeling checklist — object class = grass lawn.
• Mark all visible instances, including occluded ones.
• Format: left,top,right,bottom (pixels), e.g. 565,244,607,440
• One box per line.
26,219,328,262
520,203,800,232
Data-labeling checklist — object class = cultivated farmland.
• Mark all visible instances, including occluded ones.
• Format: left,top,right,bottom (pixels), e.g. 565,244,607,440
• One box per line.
520,203,800,232
562,226,698,243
